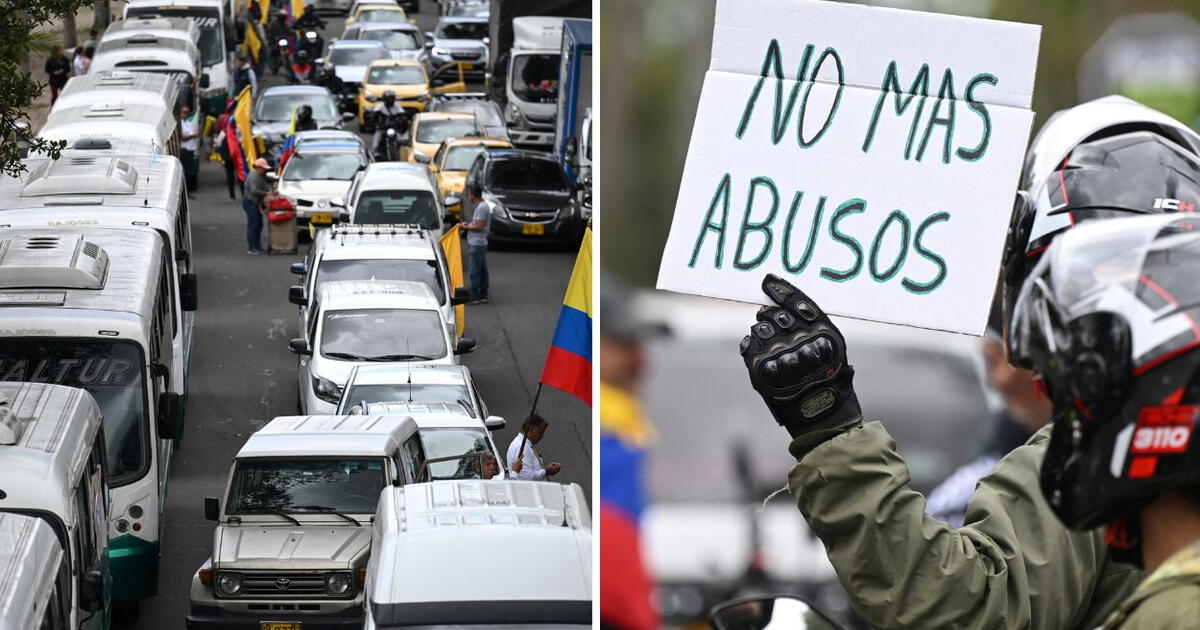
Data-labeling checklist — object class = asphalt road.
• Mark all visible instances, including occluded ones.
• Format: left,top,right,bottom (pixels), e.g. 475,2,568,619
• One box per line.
128,2,591,625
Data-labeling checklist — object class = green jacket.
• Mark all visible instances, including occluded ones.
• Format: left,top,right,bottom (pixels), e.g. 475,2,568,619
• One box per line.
787,421,1142,629
1101,539,1200,629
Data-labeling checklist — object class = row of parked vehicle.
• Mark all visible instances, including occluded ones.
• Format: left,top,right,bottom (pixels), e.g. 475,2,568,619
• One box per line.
0,4,592,629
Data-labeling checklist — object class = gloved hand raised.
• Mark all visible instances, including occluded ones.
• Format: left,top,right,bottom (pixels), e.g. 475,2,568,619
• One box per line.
739,274,862,440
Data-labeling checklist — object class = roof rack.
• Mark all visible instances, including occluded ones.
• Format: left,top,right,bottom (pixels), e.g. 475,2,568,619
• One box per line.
330,224,427,239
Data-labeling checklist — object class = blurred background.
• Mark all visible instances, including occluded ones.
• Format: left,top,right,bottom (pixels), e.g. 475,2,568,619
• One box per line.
598,0,1200,627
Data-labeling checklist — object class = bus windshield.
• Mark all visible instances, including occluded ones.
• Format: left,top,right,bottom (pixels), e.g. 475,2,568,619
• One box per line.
125,7,224,66
0,339,148,487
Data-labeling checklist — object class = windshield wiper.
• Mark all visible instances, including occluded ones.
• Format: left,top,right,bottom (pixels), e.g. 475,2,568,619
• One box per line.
324,351,370,361
292,505,362,526
256,508,302,526
364,353,435,361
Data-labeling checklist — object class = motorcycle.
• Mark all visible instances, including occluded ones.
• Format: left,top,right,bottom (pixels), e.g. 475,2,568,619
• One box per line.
269,37,291,75
298,30,323,60
708,595,846,630
372,110,409,162
290,63,316,85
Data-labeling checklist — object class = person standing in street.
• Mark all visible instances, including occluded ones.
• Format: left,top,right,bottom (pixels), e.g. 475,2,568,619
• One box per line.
72,46,92,76
179,105,202,195
232,54,258,98
241,158,271,254
462,185,491,303
506,414,561,480
44,46,71,103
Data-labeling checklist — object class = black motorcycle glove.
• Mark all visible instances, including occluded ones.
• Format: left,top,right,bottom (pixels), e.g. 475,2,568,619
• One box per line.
739,274,862,441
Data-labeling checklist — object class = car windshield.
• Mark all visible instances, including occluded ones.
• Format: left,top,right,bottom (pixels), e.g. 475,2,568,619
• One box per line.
420,428,493,479
283,152,366,181
416,119,480,144
437,22,487,40
368,65,426,85
343,383,472,413
363,29,421,51
511,54,559,103
354,190,439,230
329,47,388,66
255,94,338,122
359,9,405,22
488,159,569,192
440,102,503,130
0,339,148,488
442,145,487,171
315,258,445,305
321,309,446,360
228,458,387,514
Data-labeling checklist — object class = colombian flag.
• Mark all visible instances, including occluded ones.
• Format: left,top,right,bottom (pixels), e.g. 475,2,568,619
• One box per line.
600,382,658,630
539,227,591,406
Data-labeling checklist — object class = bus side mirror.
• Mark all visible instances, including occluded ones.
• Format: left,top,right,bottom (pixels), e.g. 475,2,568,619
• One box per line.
157,392,184,440
454,337,476,355
288,286,307,306
290,262,306,276
450,287,469,306
180,273,199,312
204,497,220,522
80,570,105,612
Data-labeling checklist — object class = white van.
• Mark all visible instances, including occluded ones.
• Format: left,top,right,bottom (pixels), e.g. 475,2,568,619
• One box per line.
0,139,198,393
124,0,235,116
189,414,423,629
0,383,109,630
290,280,476,415
55,71,183,120
364,480,592,629
290,223,467,340
38,100,181,158
0,227,184,606
340,163,447,233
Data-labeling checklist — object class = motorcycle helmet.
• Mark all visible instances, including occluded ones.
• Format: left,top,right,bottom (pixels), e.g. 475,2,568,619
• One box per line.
296,104,313,124
296,50,309,62
382,90,396,108
1002,129,1200,367
1008,213,1200,536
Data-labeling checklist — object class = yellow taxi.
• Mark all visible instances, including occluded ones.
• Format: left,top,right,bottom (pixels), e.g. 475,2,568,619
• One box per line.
356,60,468,130
344,4,410,26
430,137,512,220
404,111,481,163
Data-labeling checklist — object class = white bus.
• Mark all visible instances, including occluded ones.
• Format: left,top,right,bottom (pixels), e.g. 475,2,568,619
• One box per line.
38,100,181,158
124,0,235,116
89,35,203,83
0,138,198,391
0,383,109,630
55,71,184,121
0,227,183,606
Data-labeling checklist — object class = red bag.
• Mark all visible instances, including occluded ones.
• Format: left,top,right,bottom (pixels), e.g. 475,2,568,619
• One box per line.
264,193,294,223
268,209,295,223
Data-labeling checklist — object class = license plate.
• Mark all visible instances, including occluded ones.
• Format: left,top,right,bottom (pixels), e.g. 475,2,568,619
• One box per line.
521,223,545,236
261,623,301,630
459,62,474,69
310,212,332,224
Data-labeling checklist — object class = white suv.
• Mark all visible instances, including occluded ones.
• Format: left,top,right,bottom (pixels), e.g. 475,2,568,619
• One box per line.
337,162,447,234
289,223,468,341
289,280,476,414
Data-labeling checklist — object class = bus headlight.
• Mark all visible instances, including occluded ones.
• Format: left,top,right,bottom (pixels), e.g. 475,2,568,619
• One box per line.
313,376,342,404
216,572,242,596
326,572,353,596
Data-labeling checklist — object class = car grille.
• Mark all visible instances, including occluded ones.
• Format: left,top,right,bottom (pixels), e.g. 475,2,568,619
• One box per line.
295,199,315,207
237,571,345,599
508,207,559,224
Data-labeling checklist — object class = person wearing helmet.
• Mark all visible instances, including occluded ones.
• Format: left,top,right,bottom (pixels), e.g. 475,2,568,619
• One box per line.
293,6,326,32
370,90,406,160
1009,212,1200,628
290,50,314,84
294,104,318,132
734,98,1200,630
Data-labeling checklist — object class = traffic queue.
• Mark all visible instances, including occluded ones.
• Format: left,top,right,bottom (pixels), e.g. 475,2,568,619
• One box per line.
0,1,592,628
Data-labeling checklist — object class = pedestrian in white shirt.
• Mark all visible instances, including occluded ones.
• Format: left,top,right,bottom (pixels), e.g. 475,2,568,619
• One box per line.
506,414,561,481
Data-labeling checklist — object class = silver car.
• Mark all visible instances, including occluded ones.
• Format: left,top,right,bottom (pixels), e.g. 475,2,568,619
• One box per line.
251,85,347,157
353,22,428,64
425,16,488,77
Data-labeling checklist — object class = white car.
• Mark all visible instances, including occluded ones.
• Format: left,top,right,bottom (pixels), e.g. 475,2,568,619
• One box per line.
273,135,369,233
352,401,505,480
290,280,476,415
340,162,446,233
336,364,492,421
363,480,591,629
289,223,467,340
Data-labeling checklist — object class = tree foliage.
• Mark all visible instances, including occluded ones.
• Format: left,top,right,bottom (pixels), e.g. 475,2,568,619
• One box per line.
0,0,93,177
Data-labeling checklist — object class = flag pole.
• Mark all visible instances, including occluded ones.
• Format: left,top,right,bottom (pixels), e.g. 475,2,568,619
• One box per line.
513,383,544,474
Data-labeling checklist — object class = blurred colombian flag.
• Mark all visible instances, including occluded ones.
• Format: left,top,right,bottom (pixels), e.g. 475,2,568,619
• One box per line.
539,227,592,405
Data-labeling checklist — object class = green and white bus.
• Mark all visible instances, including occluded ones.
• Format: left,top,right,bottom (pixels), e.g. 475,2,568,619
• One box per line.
0,227,184,606
124,0,235,115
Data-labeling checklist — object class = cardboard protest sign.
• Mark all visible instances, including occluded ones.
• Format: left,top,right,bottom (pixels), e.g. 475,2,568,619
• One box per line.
656,0,1041,335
